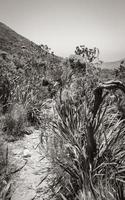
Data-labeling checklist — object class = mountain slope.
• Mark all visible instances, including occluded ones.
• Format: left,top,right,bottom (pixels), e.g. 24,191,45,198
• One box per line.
0,22,39,55
0,22,62,80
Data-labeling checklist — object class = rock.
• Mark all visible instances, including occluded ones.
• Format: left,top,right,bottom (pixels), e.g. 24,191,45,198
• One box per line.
23,127,33,135
11,188,36,200
13,149,23,155
23,149,31,158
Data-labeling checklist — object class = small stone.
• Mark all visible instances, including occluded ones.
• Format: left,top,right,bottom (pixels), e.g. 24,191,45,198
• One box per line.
13,149,23,155
23,149,31,158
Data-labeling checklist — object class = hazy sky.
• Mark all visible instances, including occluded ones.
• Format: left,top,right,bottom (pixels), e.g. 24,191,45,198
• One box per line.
0,0,125,61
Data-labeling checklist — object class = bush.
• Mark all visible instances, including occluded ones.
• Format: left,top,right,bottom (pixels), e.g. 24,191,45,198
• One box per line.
45,85,125,200
26,106,41,127
69,54,86,74
74,45,99,63
0,75,10,114
3,103,26,138
114,60,125,84
0,139,10,198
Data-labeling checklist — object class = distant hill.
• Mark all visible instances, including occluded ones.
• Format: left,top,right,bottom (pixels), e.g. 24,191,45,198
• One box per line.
100,59,125,69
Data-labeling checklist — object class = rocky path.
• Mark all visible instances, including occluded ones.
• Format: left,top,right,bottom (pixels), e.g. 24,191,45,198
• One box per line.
7,128,52,200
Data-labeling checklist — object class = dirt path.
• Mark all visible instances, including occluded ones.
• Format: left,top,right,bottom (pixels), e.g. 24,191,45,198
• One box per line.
7,128,52,200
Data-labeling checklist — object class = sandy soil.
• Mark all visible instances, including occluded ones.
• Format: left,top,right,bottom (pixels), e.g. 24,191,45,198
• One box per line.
7,128,52,200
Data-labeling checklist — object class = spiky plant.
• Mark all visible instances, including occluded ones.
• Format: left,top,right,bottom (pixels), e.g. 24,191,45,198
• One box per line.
46,81,125,200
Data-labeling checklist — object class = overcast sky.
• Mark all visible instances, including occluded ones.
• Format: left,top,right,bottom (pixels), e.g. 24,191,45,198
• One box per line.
0,0,125,61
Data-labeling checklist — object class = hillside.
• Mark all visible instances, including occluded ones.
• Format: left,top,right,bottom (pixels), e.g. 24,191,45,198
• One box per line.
0,22,125,200
1,21,124,72
0,22,39,55
100,59,125,69
0,22,64,199
0,22,62,78
0,22,61,67
0,22,64,117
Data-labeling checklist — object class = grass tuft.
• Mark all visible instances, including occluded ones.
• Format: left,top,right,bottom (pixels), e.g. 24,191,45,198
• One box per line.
45,87,125,200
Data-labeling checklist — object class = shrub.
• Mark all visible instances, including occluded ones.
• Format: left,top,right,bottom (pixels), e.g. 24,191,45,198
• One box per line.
26,106,41,127
68,54,86,75
0,140,10,198
75,45,99,63
45,83,125,200
0,75,10,114
3,103,26,138
114,60,125,84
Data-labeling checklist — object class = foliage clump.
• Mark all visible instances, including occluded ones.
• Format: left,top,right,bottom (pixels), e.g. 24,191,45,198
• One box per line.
47,90,125,200
2,103,26,138
75,45,99,63
42,46,125,200
114,60,125,84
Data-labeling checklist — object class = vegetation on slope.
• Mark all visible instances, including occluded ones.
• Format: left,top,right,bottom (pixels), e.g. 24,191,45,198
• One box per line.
0,22,125,200
41,46,125,200
0,22,63,197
